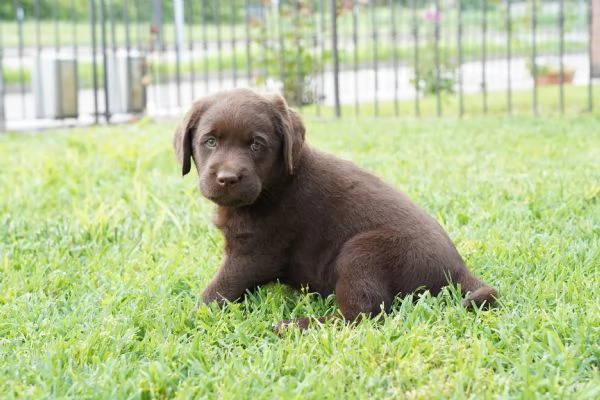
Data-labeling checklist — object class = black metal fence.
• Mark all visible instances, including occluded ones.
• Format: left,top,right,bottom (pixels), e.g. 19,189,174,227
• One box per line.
0,0,598,132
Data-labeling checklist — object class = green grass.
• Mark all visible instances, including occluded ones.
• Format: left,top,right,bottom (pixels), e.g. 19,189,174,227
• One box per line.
1,116,599,398
299,84,600,118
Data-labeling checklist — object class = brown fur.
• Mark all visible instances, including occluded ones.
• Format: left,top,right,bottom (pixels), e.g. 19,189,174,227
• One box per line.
173,88,498,331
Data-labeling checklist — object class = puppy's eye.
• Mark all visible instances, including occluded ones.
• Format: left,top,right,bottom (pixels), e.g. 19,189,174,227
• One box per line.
205,137,217,148
250,141,262,152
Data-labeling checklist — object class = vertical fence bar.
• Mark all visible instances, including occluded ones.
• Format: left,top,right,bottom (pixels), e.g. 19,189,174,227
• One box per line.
259,1,268,90
89,0,99,123
481,0,487,114
295,1,303,108
0,64,4,131
134,0,141,51
588,0,594,112
148,0,158,112
150,0,159,109
442,0,446,62
313,0,322,117
50,2,61,122
35,0,41,54
277,2,286,96
16,0,26,118
216,0,223,88
390,0,399,116
0,18,4,132
133,0,145,114
100,0,111,122
152,0,163,47
559,0,565,114
434,0,441,117
124,0,133,113
71,0,77,57
174,0,183,108
532,0,538,115
506,0,512,114
202,0,209,94
109,0,118,113
244,0,253,88
34,0,44,119
457,0,463,117
370,0,379,116
188,0,196,101
352,0,359,116
53,0,60,52
230,0,238,87
109,0,116,55
411,0,420,117
332,0,341,118
71,0,78,120
319,1,326,117
158,0,169,112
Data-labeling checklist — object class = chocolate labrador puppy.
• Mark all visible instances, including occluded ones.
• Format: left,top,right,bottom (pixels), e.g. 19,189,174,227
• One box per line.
173,88,497,330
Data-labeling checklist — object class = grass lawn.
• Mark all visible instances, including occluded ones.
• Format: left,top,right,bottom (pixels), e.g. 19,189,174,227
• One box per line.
297,84,600,119
1,115,599,398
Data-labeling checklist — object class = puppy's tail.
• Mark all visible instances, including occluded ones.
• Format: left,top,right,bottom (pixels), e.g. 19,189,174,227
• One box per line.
457,272,498,310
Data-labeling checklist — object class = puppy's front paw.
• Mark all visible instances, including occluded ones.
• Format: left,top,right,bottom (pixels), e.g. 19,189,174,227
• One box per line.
201,286,230,306
273,318,312,335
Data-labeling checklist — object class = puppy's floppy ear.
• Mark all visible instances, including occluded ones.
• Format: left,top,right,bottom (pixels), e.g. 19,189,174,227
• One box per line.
265,92,306,175
173,100,206,176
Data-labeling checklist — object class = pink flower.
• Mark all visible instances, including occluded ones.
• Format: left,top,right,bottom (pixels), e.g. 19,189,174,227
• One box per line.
423,6,441,23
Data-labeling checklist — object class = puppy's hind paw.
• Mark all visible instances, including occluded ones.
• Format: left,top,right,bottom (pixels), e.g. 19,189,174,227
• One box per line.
462,286,499,310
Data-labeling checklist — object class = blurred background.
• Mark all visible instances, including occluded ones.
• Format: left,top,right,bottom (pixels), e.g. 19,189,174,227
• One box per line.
0,0,598,132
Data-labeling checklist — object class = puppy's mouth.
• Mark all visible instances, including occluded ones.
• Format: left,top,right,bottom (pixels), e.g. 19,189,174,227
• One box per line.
206,194,257,207
200,181,262,208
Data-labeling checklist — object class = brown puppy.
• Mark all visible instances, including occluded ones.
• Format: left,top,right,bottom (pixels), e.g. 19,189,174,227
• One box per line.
173,88,497,330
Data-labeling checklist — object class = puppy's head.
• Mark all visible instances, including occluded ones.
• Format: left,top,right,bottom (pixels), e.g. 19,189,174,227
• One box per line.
173,88,305,207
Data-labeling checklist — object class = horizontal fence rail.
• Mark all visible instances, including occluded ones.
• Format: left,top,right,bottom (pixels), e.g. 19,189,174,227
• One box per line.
0,0,599,131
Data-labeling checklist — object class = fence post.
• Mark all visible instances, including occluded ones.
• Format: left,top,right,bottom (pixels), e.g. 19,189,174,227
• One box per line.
592,0,600,77
152,0,164,50
0,49,4,133
89,0,100,124
331,0,341,118
100,0,111,123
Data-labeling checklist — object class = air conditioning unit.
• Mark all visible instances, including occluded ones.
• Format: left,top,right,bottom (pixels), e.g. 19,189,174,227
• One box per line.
106,50,147,114
32,53,78,119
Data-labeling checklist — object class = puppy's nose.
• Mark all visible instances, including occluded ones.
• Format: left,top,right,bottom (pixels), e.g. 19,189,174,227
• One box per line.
216,171,240,187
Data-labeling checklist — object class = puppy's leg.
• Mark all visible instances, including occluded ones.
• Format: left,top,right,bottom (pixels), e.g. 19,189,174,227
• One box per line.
274,231,394,333
202,271,249,305
202,255,281,305
334,230,397,322
335,273,392,323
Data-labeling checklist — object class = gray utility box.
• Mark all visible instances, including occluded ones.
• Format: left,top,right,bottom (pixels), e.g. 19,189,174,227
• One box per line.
33,53,78,119
106,50,146,114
